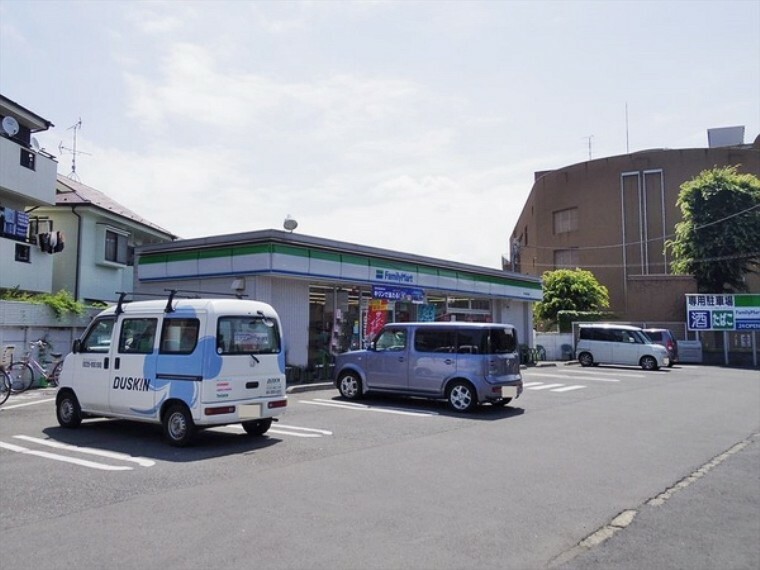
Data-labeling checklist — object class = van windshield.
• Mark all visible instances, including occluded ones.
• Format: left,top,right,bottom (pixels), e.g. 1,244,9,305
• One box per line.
217,316,281,355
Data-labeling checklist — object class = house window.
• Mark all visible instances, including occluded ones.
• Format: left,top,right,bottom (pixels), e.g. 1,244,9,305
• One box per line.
553,208,578,234
15,244,31,262
105,230,129,265
553,248,579,269
20,149,35,170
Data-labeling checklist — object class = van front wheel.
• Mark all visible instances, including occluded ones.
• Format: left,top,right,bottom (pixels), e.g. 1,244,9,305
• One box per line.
337,372,362,400
242,418,273,436
163,404,195,447
640,355,659,371
578,352,594,367
56,391,82,428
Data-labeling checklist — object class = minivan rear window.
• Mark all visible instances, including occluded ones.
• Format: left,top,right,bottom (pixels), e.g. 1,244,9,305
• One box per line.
217,316,281,355
456,327,516,355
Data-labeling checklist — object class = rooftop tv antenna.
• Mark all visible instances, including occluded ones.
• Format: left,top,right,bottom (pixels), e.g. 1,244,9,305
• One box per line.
582,135,594,160
58,118,91,181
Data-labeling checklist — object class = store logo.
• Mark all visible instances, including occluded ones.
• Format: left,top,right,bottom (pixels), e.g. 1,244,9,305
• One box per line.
374,268,415,284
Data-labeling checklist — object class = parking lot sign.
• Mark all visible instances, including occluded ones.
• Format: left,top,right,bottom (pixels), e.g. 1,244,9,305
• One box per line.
687,294,760,331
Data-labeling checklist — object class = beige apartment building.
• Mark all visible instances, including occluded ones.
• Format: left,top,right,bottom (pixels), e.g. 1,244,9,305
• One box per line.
510,129,760,324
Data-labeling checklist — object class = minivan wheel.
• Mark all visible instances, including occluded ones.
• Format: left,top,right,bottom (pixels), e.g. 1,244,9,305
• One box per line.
337,372,362,400
163,404,195,447
242,418,273,436
56,391,82,428
447,381,477,413
578,352,594,367
640,355,659,371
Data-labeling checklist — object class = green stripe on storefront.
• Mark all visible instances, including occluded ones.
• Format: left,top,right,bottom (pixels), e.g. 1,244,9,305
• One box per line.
735,294,760,307
139,242,541,290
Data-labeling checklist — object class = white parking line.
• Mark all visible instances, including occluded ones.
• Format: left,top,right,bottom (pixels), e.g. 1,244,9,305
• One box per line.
551,385,586,392
13,435,155,467
221,424,332,438
302,399,439,417
527,372,620,383
0,397,56,411
527,383,565,391
0,441,132,471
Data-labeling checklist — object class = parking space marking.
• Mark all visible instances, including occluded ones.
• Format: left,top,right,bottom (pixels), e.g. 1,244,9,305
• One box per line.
527,372,620,383
301,399,439,417
0,441,133,471
0,397,56,411
527,383,566,391
551,385,586,392
220,424,333,438
13,435,156,467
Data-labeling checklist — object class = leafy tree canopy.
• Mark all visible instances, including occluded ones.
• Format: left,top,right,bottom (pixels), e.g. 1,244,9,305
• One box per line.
667,166,760,293
534,268,610,326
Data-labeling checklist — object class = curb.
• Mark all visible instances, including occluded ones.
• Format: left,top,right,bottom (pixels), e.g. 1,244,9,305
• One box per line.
286,382,334,394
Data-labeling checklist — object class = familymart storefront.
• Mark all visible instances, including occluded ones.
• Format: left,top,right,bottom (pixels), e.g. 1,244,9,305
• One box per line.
135,230,542,380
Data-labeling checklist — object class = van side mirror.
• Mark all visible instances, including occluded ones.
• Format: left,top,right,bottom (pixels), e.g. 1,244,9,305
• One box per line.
72,339,82,354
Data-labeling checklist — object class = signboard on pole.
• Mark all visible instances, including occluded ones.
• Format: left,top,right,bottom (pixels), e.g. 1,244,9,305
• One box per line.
686,294,760,331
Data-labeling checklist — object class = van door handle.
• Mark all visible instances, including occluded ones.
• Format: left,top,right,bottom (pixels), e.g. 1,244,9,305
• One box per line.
114,357,120,370
104,357,109,370
445,359,454,365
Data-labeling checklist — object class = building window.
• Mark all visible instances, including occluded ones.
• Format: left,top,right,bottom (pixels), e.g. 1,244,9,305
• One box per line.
105,230,129,265
554,248,579,269
20,149,35,171
553,208,578,234
15,244,31,262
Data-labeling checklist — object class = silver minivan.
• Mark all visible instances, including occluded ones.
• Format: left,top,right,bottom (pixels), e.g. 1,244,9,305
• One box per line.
333,322,523,412
576,323,670,370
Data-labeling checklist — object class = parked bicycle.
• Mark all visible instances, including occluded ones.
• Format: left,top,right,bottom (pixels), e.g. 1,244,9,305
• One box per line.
4,340,64,393
0,365,10,406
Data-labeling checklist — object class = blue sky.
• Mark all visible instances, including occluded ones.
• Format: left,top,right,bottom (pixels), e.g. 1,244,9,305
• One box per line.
2,0,758,268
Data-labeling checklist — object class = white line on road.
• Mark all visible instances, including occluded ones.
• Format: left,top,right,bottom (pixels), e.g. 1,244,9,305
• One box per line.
527,373,621,383
0,397,55,411
551,385,587,392
302,399,439,417
527,383,566,390
13,435,155,467
221,424,329,438
0,441,132,471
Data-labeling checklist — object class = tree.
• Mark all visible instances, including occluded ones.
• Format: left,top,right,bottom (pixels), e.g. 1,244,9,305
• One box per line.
534,268,610,328
667,166,760,293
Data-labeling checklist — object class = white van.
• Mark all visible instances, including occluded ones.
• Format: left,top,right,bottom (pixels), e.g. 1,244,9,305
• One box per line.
576,323,670,370
56,295,287,446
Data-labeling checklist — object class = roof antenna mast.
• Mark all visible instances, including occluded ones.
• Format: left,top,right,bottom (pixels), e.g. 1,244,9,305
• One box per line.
58,118,90,181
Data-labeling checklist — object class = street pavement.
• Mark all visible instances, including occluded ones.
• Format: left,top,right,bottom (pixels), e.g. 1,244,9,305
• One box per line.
292,361,760,570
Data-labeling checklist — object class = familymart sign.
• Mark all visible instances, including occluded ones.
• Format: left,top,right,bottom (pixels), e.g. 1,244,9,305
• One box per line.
686,294,760,331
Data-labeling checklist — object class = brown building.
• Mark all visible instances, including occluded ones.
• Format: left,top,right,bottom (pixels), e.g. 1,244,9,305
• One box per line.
510,129,760,325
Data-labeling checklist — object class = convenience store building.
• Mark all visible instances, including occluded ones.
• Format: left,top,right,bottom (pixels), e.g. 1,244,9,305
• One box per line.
135,230,542,378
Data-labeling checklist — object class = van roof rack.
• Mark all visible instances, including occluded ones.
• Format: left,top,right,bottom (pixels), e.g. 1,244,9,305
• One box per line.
113,289,249,316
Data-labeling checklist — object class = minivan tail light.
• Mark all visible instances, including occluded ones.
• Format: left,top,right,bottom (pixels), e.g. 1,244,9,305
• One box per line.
205,406,235,416
268,399,287,409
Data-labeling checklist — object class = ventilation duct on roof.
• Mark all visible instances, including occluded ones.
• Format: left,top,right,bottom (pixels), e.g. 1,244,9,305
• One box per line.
707,126,744,148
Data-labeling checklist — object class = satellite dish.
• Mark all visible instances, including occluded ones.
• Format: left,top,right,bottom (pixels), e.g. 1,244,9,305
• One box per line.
31,137,40,151
1,116,19,137
283,215,298,232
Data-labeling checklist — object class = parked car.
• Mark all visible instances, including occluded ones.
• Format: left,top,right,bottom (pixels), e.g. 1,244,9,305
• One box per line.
576,323,670,370
642,328,679,367
333,322,523,412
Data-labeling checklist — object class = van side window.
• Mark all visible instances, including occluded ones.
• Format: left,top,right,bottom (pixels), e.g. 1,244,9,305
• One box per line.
486,327,517,354
81,318,115,352
414,329,455,353
217,316,281,354
375,328,406,351
119,318,158,354
456,328,484,354
160,319,200,354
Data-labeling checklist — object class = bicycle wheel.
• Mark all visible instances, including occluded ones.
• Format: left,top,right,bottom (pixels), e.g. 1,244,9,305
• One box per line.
8,362,34,393
48,361,63,387
0,371,10,405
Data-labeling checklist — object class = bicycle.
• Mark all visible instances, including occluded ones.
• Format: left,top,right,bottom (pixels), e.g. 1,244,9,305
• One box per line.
0,365,10,406
5,340,64,393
